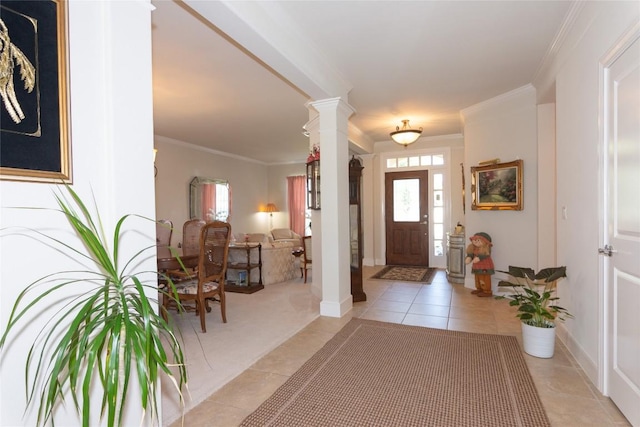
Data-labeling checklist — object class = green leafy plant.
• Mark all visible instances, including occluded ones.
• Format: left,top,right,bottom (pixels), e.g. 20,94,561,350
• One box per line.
0,185,187,426
496,266,573,328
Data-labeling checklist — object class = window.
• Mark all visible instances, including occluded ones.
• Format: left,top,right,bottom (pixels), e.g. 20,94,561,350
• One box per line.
393,179,420,222
432,173,444,257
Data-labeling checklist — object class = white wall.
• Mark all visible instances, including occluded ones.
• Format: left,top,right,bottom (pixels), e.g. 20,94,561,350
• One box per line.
463,1,640,390
536,1,640,384
460,85,539,291
0,1,156,425
154,136,270,242
154,136,307,239
537,103,557,268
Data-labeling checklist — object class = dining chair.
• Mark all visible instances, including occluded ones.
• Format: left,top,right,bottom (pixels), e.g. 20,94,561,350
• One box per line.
181,219,206,256
163,221,232,333
302,235,312,283
170,219,206,280
156,219,173,247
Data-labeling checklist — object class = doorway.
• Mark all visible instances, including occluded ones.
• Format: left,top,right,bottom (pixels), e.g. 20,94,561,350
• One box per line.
384,170,429,266
602,30,640,426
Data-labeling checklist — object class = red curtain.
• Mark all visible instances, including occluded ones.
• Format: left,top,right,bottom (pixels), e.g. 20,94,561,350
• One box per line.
287,175,306,237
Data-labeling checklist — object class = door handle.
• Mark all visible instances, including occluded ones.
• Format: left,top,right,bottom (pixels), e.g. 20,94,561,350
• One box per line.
598,245,617,257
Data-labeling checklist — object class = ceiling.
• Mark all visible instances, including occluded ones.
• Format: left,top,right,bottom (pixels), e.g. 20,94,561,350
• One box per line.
150,1,573,165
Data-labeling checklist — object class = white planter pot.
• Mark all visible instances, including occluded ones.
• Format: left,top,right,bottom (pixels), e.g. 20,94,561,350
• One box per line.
521,322,556,358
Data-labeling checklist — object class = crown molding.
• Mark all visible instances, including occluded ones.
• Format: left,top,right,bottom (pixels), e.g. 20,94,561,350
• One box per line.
157,135,268,165
532,1,585,85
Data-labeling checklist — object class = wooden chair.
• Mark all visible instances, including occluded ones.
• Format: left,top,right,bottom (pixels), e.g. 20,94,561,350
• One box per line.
302,235,312,283
163,221,231,333
169,219,206,280
156,219,173,247
181,219,206,256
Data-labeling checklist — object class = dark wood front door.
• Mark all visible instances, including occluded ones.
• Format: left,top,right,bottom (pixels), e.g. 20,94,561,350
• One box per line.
385,171,429,266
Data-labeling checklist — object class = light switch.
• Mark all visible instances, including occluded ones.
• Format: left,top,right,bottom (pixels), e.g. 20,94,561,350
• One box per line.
562,206,568,220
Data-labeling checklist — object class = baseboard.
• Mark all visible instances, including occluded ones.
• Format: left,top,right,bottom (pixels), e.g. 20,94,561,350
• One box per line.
556,323,601,392
320,295,352,318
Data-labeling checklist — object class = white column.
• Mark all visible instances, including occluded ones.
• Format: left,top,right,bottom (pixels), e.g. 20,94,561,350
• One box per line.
307,97,355,317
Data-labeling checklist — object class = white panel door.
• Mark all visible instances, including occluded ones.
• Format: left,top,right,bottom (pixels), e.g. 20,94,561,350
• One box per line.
604,33,640,427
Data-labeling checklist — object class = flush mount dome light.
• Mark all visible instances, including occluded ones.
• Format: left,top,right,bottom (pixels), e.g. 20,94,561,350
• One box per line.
390,119,422,147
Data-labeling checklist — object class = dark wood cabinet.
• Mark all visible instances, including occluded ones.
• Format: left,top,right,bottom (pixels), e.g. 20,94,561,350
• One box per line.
226,243,264,294
306,160,320,210
349,156,366,302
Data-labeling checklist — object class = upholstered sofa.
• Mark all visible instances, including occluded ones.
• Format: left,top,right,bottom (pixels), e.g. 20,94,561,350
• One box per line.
270,228,302,247
227,233,300,285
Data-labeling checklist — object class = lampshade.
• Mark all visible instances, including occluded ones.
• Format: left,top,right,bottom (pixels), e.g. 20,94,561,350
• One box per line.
390,120,422,147
265,203,278,213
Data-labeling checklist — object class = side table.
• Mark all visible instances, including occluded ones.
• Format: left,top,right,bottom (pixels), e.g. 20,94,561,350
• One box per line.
226,243,264,294
292,247,304,278
446,232,465,284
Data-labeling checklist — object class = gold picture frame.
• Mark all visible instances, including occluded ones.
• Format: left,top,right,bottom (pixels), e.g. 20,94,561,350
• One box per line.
0,0,72,183
471,160,523,210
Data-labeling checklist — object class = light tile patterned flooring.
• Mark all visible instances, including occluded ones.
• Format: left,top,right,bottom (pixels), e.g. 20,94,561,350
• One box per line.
169,267,630,427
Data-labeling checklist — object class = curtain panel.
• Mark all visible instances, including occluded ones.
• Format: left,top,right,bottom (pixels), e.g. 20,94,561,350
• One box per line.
287,175,306,237
202,183,216,221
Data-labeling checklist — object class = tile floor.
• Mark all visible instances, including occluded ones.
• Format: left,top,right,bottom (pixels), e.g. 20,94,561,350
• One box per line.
168,267,630,427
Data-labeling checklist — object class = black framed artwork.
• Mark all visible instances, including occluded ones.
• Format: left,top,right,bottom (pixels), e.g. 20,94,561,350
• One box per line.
0,0,71,183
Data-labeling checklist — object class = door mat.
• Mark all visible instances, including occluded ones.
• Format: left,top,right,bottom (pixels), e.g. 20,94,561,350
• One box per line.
241,319,550,427
370,265,437,283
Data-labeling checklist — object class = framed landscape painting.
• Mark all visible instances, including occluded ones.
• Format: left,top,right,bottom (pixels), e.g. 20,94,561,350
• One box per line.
0,0,72,183
471,160,523,211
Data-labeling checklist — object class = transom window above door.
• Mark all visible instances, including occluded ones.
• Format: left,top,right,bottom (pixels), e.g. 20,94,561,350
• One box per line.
386,154,444,169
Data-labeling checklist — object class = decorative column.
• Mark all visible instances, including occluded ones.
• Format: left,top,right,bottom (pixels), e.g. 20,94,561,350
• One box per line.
307,97,355,317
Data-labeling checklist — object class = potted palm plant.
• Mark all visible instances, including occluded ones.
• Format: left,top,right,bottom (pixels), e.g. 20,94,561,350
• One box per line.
0,185,187,426
496,265,573,358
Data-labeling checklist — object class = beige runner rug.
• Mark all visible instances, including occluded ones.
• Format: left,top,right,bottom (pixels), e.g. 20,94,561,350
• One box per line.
241,319,549,427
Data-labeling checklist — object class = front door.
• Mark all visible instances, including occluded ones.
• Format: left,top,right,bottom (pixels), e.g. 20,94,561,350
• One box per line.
385,171,429,266
603,32,640,426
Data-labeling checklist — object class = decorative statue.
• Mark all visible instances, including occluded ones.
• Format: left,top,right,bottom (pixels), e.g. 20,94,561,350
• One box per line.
465,232,495,297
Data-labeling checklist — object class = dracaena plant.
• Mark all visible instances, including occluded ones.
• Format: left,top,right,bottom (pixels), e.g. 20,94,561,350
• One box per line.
496,266,573,328
0,185,187,427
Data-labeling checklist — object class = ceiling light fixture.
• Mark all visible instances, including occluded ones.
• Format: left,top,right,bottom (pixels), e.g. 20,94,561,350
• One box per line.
390,119,422,147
